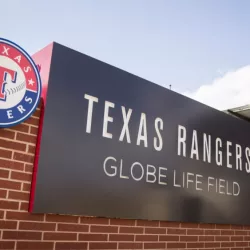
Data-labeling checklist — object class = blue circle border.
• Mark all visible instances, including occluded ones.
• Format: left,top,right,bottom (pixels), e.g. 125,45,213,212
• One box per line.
0,38,42,128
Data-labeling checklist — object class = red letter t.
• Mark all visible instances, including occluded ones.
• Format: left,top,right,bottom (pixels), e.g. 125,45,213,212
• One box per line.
0,66,17,101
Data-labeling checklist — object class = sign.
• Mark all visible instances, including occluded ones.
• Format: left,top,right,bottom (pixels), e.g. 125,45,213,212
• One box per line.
31,42,250,225
0,38,41,128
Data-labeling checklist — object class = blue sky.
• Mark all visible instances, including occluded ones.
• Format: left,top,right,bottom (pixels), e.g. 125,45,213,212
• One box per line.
1,0,250,108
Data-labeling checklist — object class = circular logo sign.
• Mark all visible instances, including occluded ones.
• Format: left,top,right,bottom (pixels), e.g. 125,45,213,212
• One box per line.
0,38,41,128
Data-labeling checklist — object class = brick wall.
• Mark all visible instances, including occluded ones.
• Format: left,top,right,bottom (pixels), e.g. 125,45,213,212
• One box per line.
1,105,250,250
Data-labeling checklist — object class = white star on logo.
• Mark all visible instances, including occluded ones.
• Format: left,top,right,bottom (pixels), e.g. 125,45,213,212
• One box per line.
28,79,34,86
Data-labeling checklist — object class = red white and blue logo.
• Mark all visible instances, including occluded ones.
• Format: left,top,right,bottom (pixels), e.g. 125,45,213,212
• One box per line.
0,38,41,128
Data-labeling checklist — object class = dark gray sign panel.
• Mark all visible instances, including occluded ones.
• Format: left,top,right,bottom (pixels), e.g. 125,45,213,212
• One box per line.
31,42,250,225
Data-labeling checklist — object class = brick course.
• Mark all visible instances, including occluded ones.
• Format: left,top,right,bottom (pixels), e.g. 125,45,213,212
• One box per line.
0,104,249,249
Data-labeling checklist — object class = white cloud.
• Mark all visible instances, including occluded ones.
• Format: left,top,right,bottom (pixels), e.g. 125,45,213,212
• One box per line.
182,65,250,111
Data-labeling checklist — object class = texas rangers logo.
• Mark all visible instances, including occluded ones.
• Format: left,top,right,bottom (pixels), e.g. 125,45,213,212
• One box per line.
0,38,41,128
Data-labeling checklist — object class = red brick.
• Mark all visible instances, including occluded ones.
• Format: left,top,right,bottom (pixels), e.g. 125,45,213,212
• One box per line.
204,229,220,235
0,211,4,219
32,109,41,118
187,242,204,248
13,152,34,163
0,148,12,159
17,241,54,250
81,216,109,225
144,242,166,249
0,130,15,139
159,235,179,241
25,164,33,173
3,230,41,240
20,202,29,211
8,191,29,201
30,126,38,135
245,236,250,241
120,226,143,234
37,102,42,109
231,225,243,229
24,117,40,126
215,236,230,241
199,223,215,229
11,171,32,182
89,242,117,249
58,223,88,232
55,242,87,250
168,228,186,235
236,242,248,247
235,230,248,235
110,234,134,241
46,214,79,223
16,133,37,144
187,229,203,235
0,139,26,152
216,224,231,229
135,235,158,241
0,179,21,190
91,225,118,233
181,223,199,228
199,236,214,241
110,218,135,226
6,211,44,221
79,233,108,241
0,190,7,198
221,229,234,235
118,242,143,249
0,159,24,171
167,242,186,248
205,242,220,248
19,221,56,231
0,241,15,249
232,236,244,241
0,200,19,210
137,219,159,227
145,227,166,234
0,169,9,178
221,242,235,247
22,183,31,192
0,221,17,229
44,232,77,241
10,124,29,133
180,236,198,241
0,169,10,178
160,221,180,227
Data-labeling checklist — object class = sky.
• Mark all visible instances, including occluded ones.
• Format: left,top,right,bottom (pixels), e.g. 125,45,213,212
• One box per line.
1,0,250,110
